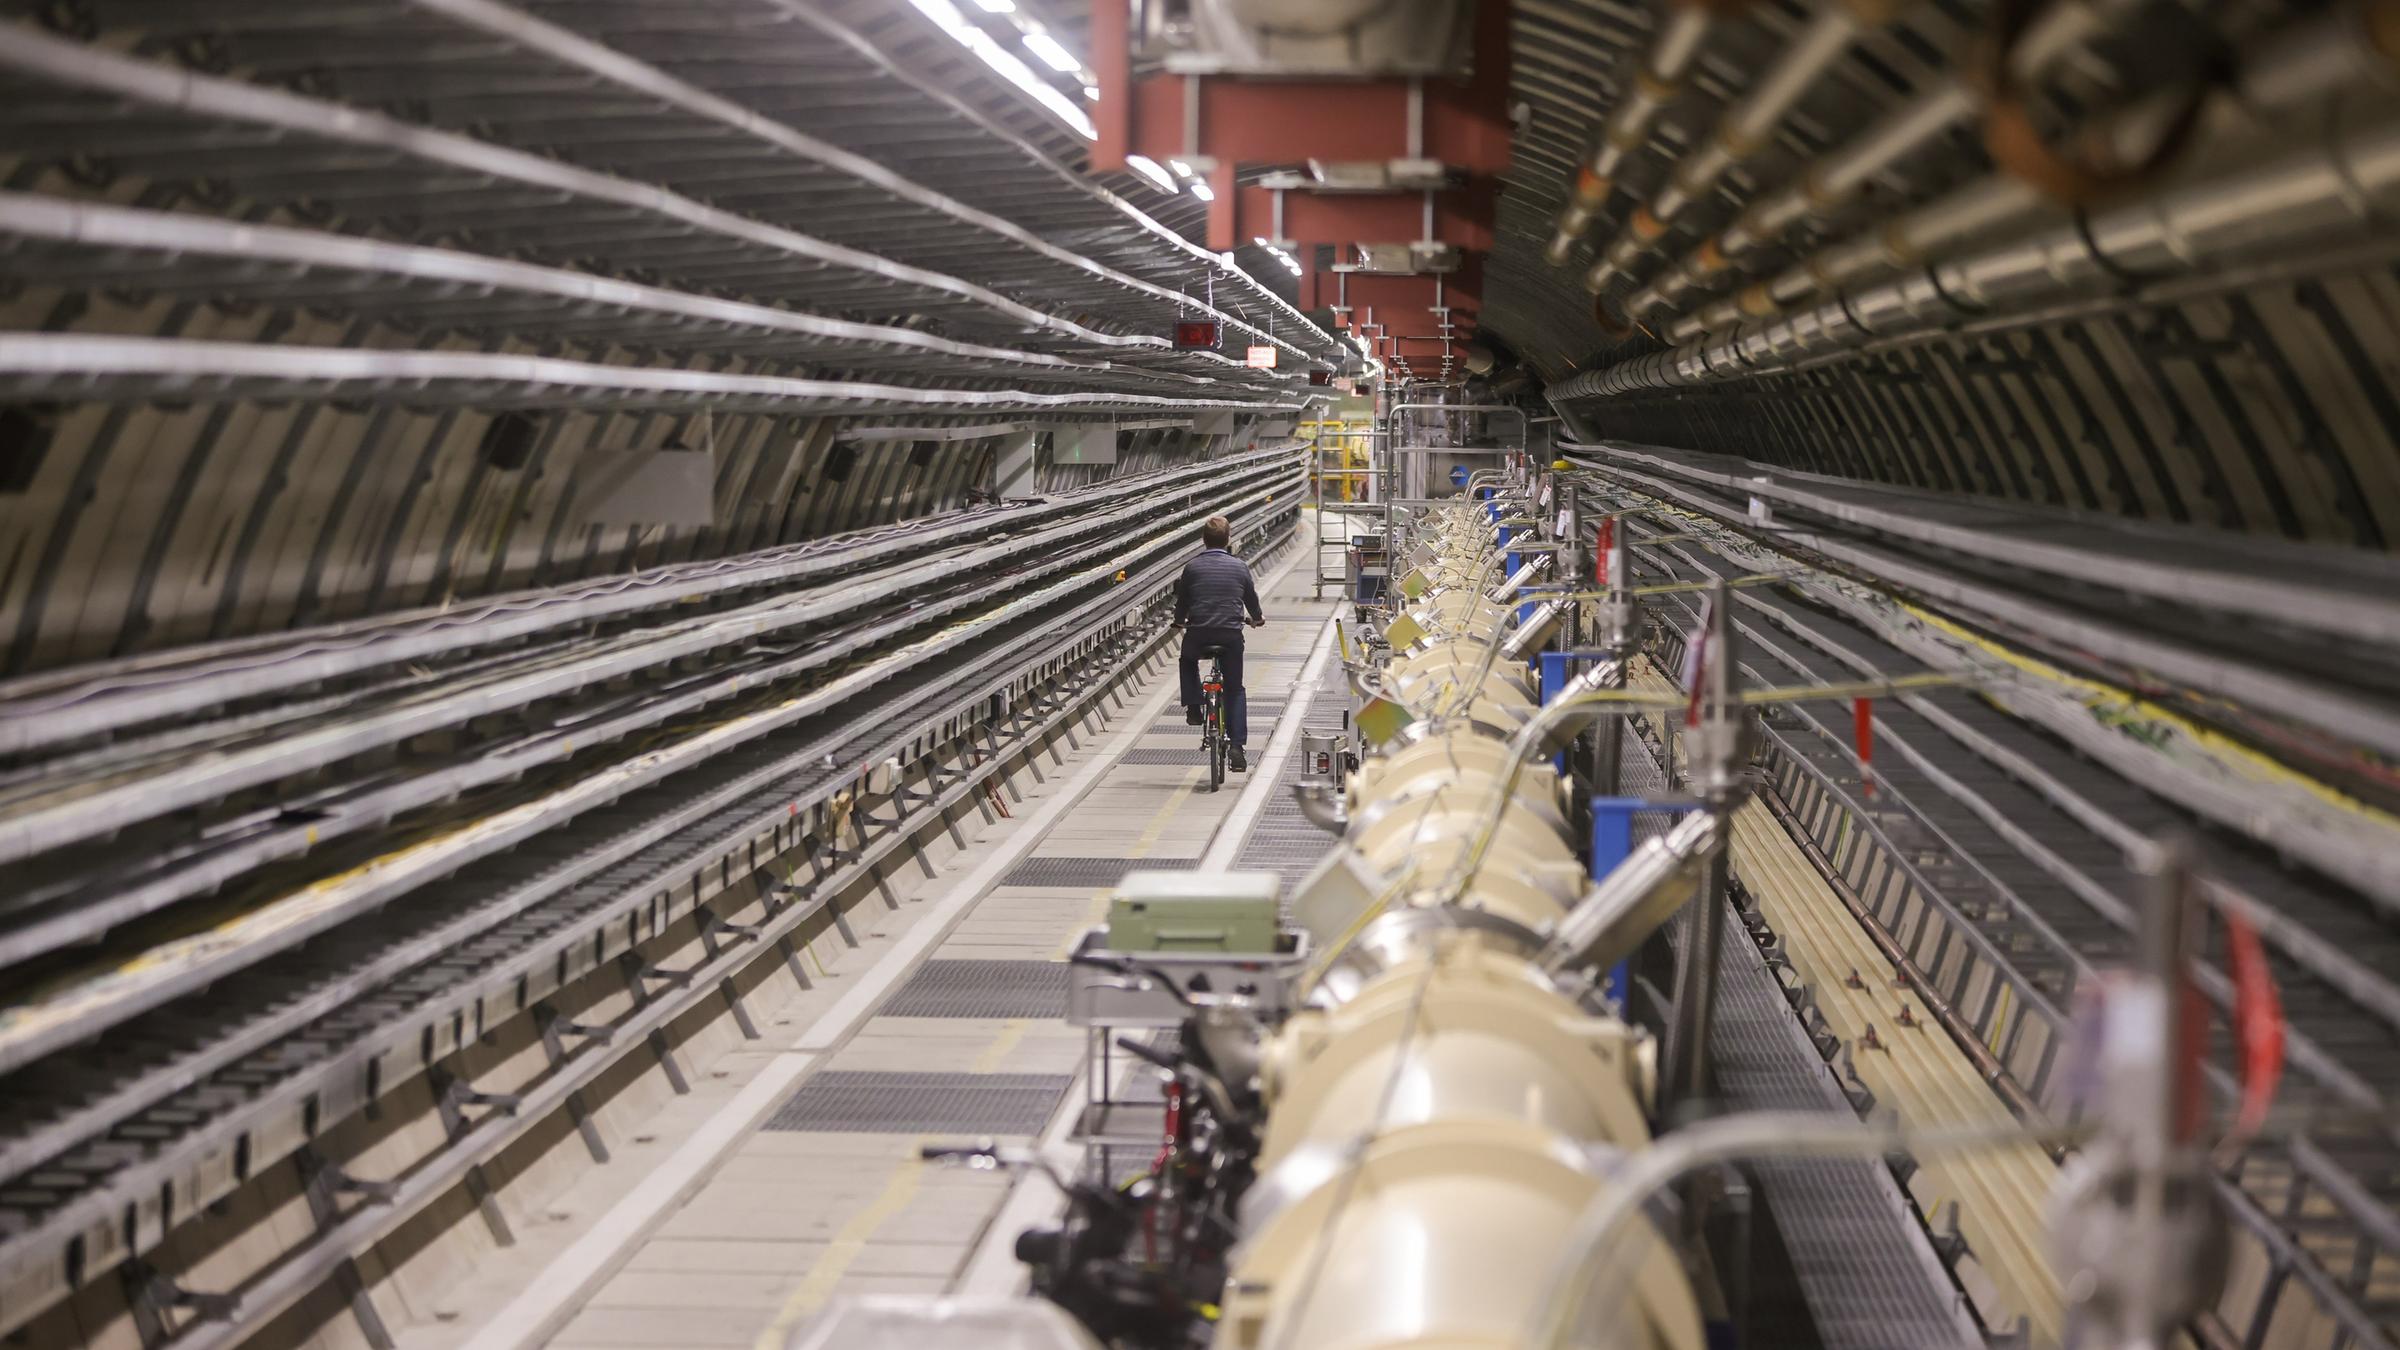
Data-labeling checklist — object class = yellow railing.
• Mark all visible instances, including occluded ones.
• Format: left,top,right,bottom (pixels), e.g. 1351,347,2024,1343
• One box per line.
1302,419,1374,502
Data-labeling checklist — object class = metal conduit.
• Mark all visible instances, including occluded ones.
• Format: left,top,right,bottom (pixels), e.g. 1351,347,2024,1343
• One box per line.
0,25,1196,361
0,334,1310,413
1623,0,2127,323
1583,0,1900,300
1543,2,1721,267
1559,104,2400,389
0,193,1146,380
1647,0,2397,345
1549,31,2400,398
396,0,1330,365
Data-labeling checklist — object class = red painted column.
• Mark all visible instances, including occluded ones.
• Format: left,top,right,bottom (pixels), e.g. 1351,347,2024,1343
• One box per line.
1091,0,1131,171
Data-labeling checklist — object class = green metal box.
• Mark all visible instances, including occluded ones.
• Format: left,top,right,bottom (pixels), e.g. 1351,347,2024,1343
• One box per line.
1104,870,1283,954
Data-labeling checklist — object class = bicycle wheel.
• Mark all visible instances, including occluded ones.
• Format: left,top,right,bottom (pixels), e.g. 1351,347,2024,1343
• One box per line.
1208,705,1226,792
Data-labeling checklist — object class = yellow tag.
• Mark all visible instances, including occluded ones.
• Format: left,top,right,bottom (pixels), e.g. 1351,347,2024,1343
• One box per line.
1355,695,1416,745
1399,568,1430,600
1385,610,1425,650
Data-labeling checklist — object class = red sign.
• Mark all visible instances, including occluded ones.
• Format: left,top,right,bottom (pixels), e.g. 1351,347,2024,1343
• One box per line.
1307,369,1332,386
1173,320,1221,350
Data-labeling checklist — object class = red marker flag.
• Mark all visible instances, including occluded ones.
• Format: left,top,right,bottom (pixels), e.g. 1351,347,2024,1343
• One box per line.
1854,697,1875,797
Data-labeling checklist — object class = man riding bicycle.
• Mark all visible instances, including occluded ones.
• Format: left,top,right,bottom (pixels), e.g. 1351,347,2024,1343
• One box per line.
1173,515,1265,772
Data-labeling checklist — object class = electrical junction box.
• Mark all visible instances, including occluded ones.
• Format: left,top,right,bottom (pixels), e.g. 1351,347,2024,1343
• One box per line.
1052,424,1119,465
1106,870,1282,953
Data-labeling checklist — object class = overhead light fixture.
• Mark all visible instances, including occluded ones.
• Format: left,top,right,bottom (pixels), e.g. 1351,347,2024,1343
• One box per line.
1249,235,1303,277
973,0,1016,9
910,0,1095,139
1169,159,1195,177
1124,154,1178,194
1022,29,1082,74
1083,84,1100,99
1189,180,1216,202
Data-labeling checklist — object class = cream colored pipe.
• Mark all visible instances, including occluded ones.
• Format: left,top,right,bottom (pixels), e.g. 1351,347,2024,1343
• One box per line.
1227,504,1704,1350
1258,945,1651,1167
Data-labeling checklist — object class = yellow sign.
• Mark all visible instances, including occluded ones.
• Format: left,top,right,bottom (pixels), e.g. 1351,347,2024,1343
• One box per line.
1355,695,1416,745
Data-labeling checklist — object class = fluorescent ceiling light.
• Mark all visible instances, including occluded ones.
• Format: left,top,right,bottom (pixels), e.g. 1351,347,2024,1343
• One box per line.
1022,29,1082,74
973,0,1016,9
1124,154,1178,193
1248,234,1303,277
1188,179,1215,202
1169,159,1194,177
1083,84,1100,99
910,0,1095,139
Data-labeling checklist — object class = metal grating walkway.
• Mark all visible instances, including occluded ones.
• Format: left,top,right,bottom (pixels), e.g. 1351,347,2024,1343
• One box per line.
1711,917,1982,1348
1628,736,1979,1349
1229,635,1354,899
882,960,1070,1019
762,1071,1074,1135
1000,856,1196,888
1118,748,1236,765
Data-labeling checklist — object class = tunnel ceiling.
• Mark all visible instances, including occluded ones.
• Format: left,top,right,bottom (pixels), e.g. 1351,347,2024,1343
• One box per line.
1474,0,2400,551
1016,0,2400,550
12,0,2400,688
0,0,1343,676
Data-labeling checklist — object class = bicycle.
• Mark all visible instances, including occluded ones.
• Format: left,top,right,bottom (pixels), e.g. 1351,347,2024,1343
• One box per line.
1198,652,1229,793
1175,617,1260,793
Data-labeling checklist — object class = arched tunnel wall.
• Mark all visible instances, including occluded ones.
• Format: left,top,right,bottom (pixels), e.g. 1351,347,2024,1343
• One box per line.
1553,260,2400,551
0,395,981,677
0,386,1247,679
0,5,1318,682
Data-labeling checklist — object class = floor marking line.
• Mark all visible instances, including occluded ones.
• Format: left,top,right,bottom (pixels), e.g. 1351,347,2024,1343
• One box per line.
1049,763,1197,958
970,1018,1031,1075
1130,765,1201,854
1054,885,1116,961
756,1135,929,1347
